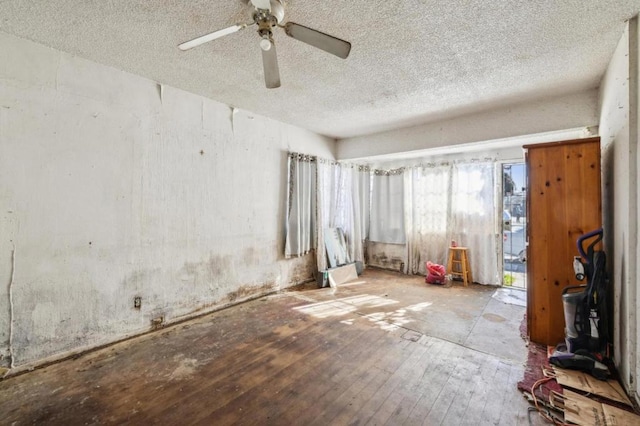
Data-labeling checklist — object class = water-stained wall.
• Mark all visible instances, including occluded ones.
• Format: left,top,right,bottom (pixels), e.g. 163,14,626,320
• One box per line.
599,18,640,403
0,32,334,369
366,242,405,272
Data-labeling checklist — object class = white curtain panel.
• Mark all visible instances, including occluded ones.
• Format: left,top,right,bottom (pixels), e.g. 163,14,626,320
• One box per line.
316,160,334,271
356,168,370,262
284,153,316,258
357,167,371,243
317,162,370,269
370,171,406,244
404,164,451,274
333,164,370,264
448,162,499,284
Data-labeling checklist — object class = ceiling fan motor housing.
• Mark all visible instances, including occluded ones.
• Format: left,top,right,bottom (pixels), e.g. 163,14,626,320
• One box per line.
251,0,285,26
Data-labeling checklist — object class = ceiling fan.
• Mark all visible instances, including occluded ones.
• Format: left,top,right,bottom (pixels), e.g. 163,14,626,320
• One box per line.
178,0,352,89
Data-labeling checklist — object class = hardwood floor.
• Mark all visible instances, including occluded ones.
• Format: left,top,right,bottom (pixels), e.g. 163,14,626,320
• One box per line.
0,269,542,425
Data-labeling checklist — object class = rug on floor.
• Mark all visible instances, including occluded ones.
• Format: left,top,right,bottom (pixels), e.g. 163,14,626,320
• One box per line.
516,315,562,403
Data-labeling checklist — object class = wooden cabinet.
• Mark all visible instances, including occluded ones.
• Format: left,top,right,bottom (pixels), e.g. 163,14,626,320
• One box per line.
525,137,602,346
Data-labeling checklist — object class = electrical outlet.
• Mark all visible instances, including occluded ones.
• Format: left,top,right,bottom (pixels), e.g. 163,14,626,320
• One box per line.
134,296,141,309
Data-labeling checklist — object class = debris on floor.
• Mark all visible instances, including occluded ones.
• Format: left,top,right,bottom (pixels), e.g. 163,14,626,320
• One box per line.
543,365,632,406
517,339,640,424
550,389,640,425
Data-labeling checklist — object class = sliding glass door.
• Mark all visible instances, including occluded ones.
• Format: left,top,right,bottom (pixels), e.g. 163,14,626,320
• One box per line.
502,163,527,289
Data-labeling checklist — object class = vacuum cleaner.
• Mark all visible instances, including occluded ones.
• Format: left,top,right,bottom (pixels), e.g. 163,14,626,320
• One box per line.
550,228,610,379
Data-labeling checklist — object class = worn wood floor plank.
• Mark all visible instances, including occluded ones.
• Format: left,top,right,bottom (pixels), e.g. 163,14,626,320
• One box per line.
381,337,450,425
202,320,374,424
345,335,431,425
479,359,512,425
128,304,321,424
438,347,489,425
308,326,411,426
499,363,532,426
267,322,392,425
422,343,485,425
458,355,503,425
402,340,463,424
368,335,437,425
0,270,541,425
294,328,408,426
160,322,343,424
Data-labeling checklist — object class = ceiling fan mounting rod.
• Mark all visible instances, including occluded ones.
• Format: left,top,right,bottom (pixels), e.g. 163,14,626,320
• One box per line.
251,0,285,26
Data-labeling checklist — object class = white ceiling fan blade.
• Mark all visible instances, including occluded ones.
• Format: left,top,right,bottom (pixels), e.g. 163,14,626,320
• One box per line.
179,24,249,51
261,39,281,89
251,0,271,11
284,22,351,59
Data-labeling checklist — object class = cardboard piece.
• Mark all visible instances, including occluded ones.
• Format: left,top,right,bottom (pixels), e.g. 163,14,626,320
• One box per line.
544,366,632,406
551,389,640,426
327,263,358,287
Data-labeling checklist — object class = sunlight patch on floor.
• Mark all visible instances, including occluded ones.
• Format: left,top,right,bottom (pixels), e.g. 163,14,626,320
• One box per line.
292,295,436,332
363,309,414,331
293,294,399,319
406,302,433,311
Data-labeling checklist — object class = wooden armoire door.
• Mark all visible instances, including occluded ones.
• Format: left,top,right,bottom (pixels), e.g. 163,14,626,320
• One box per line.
525,137,602,346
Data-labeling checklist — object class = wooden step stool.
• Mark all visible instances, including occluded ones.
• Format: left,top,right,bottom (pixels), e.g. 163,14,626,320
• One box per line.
447,247,473,286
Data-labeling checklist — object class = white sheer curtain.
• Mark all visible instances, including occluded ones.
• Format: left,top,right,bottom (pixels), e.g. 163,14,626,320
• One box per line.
317,161,370,270
356,166,371,252
332,164,370,264
401,160,499,284
316,160,334,271
448,161,499,284
404,164,451,274
284,153,316,258
370,170,405,244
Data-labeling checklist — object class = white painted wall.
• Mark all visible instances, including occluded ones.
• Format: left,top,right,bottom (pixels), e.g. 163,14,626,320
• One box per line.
337,90,599,160
599,18,639,402
0,32,335,369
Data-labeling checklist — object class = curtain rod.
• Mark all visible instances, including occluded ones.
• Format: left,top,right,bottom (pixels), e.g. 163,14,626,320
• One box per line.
289,152,495,172
371,157,496,174
289,152,370,170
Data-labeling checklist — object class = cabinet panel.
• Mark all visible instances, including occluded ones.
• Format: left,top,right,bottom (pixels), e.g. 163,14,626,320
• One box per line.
525,137,601,346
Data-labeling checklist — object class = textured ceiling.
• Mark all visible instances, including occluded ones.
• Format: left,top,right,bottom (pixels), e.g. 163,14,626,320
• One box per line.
0,1,638,139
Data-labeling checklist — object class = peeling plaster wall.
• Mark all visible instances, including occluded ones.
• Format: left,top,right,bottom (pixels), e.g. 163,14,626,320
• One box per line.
366,242,406,272
0,32,335,368
337,90,599,160
598,19,639,401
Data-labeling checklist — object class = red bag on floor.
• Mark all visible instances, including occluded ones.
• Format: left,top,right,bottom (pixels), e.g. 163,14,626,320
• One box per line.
426,261,446,285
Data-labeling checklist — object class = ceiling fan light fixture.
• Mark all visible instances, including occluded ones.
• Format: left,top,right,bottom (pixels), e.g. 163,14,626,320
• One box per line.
260,37,272,51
